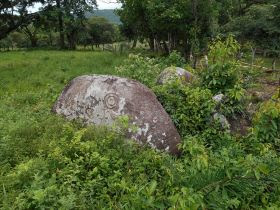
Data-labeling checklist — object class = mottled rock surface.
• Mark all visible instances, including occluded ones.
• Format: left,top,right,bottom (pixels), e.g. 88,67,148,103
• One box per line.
53,75,181,155
157,67,194,85
213,113,230,130
213,94,225,104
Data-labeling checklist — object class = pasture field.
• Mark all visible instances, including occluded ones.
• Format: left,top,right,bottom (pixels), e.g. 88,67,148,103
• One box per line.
0,50,126,200
0,50,280,209
0,50,126,161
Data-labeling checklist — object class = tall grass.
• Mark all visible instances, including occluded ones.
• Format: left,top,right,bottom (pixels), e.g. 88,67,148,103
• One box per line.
0,50,126,166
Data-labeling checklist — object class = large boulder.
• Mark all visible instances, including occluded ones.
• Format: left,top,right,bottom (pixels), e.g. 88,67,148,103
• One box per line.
53,75,181,155
157,67,194,85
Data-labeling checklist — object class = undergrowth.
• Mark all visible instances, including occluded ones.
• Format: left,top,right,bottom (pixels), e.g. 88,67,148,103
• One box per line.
1,43,280,209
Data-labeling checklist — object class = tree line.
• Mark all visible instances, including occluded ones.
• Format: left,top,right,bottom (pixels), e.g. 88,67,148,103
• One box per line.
0,0,123,50
1,0,280,59
117,0,280,59
0,16,122,51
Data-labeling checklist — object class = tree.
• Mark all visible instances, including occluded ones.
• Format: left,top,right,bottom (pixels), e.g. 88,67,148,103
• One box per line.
222,2,280,53
0,0,41,40
117,0,218,59
84,17,118,49
47,0,98,49
22,23,39,48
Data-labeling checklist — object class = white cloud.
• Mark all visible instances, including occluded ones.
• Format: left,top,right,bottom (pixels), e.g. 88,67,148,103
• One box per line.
97,0,122,9
29,1,121,12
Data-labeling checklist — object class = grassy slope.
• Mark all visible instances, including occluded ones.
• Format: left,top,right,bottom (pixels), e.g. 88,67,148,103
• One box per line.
0,50,125,165
1,51,280,209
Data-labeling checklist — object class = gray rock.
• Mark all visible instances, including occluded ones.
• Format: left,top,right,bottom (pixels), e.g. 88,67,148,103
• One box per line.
53,75,181,155
157,67,194,85
213,113,230,130
252,91,268,102
212,94,225,104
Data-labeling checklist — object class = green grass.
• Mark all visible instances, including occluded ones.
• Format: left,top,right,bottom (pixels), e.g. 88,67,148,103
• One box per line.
0,50,126,105
0,50,126,165
0,50,126,93
1,50,280,209
257,56,280,70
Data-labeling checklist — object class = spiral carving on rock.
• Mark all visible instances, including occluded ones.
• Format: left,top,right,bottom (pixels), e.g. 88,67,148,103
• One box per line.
104,93,119,109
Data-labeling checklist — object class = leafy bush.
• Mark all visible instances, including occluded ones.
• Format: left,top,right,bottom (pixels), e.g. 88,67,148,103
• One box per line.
2,122,280,210
198,36,247,117
220,84,247,117
1,46,280,210
116,54,161,87
116,51,186,88
200,36,242,94
154,81,215,137
200,63,241,94
252,98,280,148
157,51,186,68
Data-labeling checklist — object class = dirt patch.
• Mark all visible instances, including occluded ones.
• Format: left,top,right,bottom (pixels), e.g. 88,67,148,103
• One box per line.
229,115,251,136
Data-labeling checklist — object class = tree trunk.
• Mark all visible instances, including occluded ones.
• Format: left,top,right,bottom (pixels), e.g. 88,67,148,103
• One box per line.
154,37,161,52
193,55,198,69
163,41,170,55
67,32,76,50
30,37,37,48
278,77,280,99
183,39,192,62
56,0,65,49
131,38,137,49
148,36,155,51
48,32,53,46
23,27,38,48
272,58,276,71
251,47,256,68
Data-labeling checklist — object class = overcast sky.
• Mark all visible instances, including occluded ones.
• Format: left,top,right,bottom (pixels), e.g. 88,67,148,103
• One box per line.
30,0,121,12
97,0,122,9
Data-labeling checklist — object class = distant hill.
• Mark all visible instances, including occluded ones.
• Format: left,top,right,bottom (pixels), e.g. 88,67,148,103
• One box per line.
86,9,121,25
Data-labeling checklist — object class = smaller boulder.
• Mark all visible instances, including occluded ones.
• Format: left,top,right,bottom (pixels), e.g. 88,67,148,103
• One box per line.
212,94,225,104
157,67,194,85
252,91,268,102
213,113,230,130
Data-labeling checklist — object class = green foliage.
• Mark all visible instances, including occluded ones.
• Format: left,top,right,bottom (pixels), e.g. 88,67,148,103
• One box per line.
157,51,186,68
117,0,218,54
223,2,280,51
84,17,119,45
201,63,240,94
2,121,280,209
116,54,162,88
116,51,186,88
1,50,280,209
220,84,247,117
200,36,241,94
154,81,215,137
252,98,280,148
199,36,246,117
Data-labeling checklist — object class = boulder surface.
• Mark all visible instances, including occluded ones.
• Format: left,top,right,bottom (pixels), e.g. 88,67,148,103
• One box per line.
157,67,194,85
53,75,181,155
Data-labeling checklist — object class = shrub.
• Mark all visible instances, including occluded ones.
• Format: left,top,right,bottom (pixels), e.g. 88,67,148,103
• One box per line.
200,62,241,94
199,36,247,117
157,51,186,68
154,81,215,137
116,54,161,88
200,36,242,94
116,51,186,88
2,122,280,210
252,98,280,148
220,84,247,117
